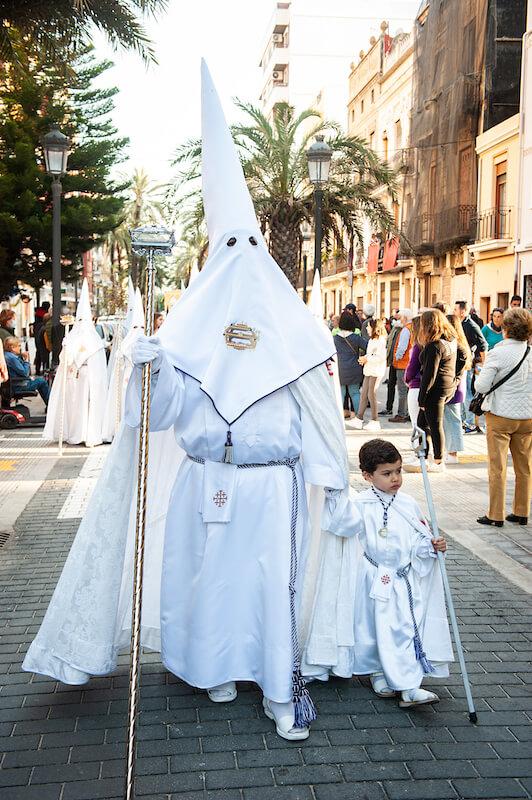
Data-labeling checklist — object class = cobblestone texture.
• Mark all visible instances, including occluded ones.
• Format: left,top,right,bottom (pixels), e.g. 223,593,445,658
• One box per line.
0,419,531,800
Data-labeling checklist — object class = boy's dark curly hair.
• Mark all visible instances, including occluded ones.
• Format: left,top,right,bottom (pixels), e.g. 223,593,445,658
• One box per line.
359,439,402,474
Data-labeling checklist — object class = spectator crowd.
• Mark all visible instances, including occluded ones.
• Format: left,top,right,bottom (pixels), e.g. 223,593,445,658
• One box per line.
332,296,532,526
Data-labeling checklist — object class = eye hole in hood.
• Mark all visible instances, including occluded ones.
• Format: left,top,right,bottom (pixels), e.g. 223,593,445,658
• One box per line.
249,236,258,246
227,236,237,247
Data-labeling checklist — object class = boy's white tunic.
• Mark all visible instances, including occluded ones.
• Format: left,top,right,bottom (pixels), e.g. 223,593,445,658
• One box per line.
43,279,107,447
302,489,453,690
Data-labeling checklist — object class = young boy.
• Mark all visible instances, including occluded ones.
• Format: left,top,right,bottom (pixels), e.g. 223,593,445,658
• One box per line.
303,439,452,708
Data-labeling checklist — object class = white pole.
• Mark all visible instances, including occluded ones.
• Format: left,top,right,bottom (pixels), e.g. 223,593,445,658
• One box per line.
411,427,478,723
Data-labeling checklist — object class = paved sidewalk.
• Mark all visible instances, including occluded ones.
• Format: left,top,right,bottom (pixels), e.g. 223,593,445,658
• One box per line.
0,422,531,800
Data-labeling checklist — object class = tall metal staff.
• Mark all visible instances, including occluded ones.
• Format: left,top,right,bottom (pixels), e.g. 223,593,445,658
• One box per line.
125,226,175,800
411,427,477,724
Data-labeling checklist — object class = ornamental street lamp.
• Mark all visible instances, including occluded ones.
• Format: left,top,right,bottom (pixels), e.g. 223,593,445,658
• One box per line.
306,135,332,277
42,125,70,366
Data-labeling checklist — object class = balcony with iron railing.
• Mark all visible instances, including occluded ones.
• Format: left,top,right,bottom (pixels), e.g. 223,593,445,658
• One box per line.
404,204,477,255
475,206,513,243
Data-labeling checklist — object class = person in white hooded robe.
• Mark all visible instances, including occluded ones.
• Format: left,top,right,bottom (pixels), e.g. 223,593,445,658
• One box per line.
102,284,145,443
23,61,351,741
43,279,107,447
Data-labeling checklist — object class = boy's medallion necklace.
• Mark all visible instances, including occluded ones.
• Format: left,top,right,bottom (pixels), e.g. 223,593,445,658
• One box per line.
371,485,396,538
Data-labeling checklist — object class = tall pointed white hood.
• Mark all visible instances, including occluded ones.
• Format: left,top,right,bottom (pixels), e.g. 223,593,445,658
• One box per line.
121,287,145,362
201,59,262,249
124,276,135,329
75,278,92,322
157,60,334,425
64,278,104,367
309,269,324,321
131,287,145,330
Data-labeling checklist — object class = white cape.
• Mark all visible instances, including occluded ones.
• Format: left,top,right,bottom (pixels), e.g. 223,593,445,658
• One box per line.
23,364,349,684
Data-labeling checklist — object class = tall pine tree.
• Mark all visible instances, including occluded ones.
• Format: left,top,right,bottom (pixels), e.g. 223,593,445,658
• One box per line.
0,41,128,298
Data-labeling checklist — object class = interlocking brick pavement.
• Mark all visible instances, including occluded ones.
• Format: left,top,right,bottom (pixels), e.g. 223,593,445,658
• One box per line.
0,421,531,800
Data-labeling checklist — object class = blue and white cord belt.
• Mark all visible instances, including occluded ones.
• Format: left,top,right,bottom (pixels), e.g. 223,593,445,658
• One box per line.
364,551,435,674
188,454,317,726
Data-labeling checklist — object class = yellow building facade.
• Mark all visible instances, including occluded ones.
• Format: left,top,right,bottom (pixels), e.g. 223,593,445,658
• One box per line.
320,23,417,319
468,114,519,318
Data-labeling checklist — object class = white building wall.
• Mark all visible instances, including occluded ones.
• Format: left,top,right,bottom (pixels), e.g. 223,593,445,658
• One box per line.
259,0,419,126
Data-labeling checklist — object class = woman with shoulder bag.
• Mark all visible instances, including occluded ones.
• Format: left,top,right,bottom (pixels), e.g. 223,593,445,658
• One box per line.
333,311,367,419
474,308,532,527
405,309,458,473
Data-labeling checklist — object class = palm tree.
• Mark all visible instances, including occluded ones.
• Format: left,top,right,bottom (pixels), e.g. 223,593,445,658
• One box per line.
124,168,167,286
173,211,208,286
0,0,168,67
169,101,398,288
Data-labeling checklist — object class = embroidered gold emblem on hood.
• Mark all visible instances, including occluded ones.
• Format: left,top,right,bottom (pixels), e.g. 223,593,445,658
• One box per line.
223,323,259,350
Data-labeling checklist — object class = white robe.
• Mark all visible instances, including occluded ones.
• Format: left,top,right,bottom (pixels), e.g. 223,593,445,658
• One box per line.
122,356,345,702
23,362,349,693
43,345,107,447
302,489,453,691
102,325,134,443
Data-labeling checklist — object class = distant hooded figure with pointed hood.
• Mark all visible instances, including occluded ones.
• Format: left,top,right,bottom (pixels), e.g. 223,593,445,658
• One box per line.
102,284,144,443
43,279,107,446
23,62,350,741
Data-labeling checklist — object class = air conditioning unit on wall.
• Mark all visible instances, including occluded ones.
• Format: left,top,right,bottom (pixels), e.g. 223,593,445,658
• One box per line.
272,33,284,43
273,70,284,81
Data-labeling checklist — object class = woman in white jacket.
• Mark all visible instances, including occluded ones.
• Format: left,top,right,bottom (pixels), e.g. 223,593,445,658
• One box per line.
475,308,532,527
352,318,387,431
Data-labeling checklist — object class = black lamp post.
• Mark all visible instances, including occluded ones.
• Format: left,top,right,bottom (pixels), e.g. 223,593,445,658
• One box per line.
42,125,70,365
306,135,332,277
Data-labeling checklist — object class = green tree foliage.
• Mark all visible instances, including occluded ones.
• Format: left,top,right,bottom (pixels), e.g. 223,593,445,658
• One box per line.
0,0,168,68
0,42,129,298
168,101,398,288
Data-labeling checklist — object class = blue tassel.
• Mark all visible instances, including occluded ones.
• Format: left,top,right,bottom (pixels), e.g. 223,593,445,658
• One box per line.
292,669,317,727
414,635,435,674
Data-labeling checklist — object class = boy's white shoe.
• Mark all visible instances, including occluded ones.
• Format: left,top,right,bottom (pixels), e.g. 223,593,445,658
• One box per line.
427,461,446,473
399,688,439,707
363,420,381,432
445,453,459,464
370,672,396,698
350,417,364,430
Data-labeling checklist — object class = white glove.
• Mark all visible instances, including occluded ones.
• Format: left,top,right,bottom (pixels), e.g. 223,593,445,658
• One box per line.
131,335,164,371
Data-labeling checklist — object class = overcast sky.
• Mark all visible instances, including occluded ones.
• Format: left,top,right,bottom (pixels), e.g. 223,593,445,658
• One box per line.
92,0,420,184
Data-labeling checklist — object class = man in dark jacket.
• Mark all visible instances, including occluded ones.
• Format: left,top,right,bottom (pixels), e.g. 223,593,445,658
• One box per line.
334,311,367,418
454,300,488,432
33,301,50,374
